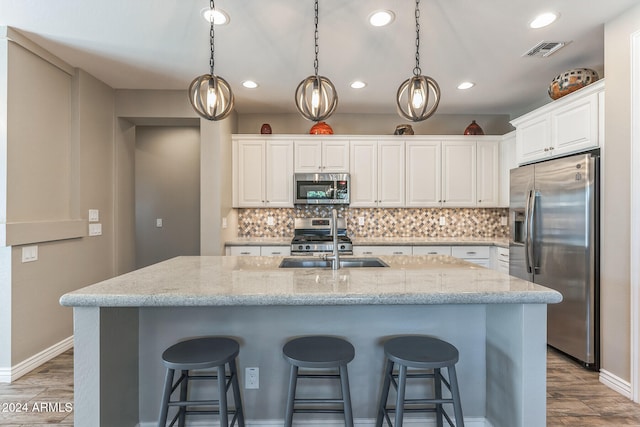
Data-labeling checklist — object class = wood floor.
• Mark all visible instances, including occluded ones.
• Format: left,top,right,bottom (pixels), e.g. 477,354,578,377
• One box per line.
1,347,640,425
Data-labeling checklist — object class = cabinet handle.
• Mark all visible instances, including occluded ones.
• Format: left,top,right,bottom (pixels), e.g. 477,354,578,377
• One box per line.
467,251,477,255
544,148,549,152
240,251,251,255
549,147,554,151
271,251,281,255
478,200,482,202
393,251,403,255
428,251,438,254
499,253,509,258
363,251,373,255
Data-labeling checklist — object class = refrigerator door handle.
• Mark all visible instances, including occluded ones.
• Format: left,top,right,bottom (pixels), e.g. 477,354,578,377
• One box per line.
524,190,533,274
530,191,539,274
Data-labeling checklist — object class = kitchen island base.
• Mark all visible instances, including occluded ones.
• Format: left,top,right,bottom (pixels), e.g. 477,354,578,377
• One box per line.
73,303,546,427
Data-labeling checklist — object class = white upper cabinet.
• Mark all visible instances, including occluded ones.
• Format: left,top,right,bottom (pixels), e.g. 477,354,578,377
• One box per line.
442,140,476,207
350,140,404,207
476,139,500,207
233,138,293,208
512,79,604,165
405,140,442,207
294,139,349,172
499,131,517,208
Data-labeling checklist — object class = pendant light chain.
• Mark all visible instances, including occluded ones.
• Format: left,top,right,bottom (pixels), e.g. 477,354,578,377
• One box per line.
313,0,319,77
209,0,215,76
414,0,421,76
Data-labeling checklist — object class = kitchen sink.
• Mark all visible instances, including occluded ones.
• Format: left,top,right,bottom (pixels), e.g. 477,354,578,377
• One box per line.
278,257,389,269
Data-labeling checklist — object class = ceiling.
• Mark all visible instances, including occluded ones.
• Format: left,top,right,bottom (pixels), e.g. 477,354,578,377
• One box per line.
0,0,637,118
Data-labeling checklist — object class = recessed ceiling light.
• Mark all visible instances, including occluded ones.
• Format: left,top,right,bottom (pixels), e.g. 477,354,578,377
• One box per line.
242,80,259,89
529,12,558,29
457,81,475,90
369,10,395,27
201,8,230,25
350,81,367,89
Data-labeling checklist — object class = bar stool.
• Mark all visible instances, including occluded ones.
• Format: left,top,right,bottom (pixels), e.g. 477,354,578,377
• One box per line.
282,336,355,427
158,337,245,427
375,335,464,427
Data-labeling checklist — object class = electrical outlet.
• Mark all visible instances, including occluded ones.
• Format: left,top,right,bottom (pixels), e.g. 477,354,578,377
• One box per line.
156,218,163,228
500,216,508,226
245,367,259,389
88,209,99,222
267,216,275,226
89,223,102,236
358,216,365,226
439,216,446,226
222,217,228,229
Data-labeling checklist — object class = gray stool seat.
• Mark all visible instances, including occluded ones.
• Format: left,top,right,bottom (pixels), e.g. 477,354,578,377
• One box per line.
283,336,355,427
376,336,464,427
158,337,245,427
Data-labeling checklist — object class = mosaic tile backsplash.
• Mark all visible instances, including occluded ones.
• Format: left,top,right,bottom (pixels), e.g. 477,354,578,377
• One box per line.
237,207,509,238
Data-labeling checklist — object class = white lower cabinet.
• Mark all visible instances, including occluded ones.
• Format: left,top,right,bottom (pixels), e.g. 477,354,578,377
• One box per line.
412,246,452,256
491,246,510,273
353,245,412,256
226,246,290,256
451,246,491,267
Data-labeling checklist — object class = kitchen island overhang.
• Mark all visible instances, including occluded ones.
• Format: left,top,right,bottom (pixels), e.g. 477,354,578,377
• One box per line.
60,255,561,427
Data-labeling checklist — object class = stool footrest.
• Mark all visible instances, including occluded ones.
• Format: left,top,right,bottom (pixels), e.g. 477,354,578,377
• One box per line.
294,398,345,404
294,408,347,414
297,373,340,379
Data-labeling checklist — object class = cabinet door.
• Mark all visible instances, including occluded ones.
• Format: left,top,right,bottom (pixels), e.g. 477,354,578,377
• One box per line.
442,141,476,207
499,132,517,208
551,92,599,156
322,140,350,172
235,141,265,207
516,115,551,164
349,141,377,207
377,141,405,207
476,140,500,207
405,141,441,207
294,140,322,172
265,140,294,207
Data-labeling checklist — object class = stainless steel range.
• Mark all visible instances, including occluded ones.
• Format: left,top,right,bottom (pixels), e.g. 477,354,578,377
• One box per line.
290,217,353,256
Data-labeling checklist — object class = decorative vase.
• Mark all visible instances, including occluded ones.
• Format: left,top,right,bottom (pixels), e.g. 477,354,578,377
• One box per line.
309,121,333,135
464,120,484,135
260,123,272,134
548,68,599,100
394,124,414,135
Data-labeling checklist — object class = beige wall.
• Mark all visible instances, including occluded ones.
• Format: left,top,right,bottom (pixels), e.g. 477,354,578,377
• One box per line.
601,4,640,382
1,27,116,369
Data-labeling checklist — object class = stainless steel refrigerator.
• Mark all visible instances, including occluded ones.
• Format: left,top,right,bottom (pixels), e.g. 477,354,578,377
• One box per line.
509,151,599,369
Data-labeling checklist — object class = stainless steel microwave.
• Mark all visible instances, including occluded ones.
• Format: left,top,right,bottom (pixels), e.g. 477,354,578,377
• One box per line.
294,173,350,205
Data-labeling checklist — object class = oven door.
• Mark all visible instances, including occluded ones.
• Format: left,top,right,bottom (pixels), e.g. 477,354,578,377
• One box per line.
294,173,349,204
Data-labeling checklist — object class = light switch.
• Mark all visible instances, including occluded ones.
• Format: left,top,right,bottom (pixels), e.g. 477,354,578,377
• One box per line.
156,218,163,228
89,223,102,236
21,246,38,263
88,209,99,222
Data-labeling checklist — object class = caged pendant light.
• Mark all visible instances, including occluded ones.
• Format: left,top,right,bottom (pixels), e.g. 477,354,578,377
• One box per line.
396,0,440,122
294,0,338,122
189,0,234,121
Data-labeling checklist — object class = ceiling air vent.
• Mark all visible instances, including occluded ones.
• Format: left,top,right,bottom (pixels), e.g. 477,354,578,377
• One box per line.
523,41,568,58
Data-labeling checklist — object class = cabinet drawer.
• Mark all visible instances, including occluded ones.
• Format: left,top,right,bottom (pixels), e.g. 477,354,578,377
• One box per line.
260,246,291,256
227,246,261,256
451,246,490,259
496,247,509,260
412,246,452,256
353,245,412,256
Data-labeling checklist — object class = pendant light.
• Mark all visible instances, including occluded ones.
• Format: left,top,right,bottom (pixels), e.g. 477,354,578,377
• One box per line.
295,0,338,122
396,0,440,122
189,0,234,121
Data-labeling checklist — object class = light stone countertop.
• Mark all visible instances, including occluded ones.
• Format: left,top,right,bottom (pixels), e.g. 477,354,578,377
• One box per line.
60,255,561,308
225,236,509,248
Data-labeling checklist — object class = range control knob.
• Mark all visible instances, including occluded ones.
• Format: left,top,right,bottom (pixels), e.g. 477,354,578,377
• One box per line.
305,245,311,250
297,245,304,250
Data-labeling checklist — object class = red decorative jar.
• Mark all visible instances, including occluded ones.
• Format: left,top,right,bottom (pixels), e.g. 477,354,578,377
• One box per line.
464,120,484,135
260,123,272,134
309,122,333,135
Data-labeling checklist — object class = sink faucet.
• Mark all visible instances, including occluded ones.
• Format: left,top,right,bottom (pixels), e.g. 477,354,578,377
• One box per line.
324,208,340,270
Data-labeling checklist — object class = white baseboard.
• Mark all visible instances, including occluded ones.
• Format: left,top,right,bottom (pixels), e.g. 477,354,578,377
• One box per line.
138,416,490,427
0,335,73,383
600,368,632,399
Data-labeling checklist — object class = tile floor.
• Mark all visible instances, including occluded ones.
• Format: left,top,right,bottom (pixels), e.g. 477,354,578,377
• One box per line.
1,347,640,425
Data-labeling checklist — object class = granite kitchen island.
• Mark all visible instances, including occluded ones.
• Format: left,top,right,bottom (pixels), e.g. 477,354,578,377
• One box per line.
60,255,561,427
